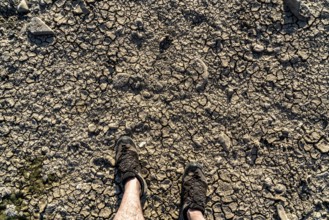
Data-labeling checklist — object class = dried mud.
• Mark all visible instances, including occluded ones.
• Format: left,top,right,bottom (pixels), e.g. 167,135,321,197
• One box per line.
0,0,328,219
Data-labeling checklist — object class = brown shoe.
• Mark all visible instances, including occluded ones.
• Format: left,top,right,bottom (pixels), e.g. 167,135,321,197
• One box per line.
179,163,207,220
115,136,147,198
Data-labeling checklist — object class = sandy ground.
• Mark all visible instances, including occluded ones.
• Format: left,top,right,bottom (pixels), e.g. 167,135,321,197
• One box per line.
0,0,328,219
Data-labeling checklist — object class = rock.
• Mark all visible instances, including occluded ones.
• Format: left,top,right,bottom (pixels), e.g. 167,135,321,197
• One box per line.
139,141,147,148
160,179,171,191
73,1,90,15
218,132,231,151
315,140,329,153
0,187,11,199
142,90,152,99
17,0,29,13
277,204,289,220
196,80,208,92
192,135,204,149
5,204,18,217
135,18,144,30
284,0,309,21
223,205,235,219
39,200,47,213
108,123,119,130
88,123,97,133
252,43,265,53
45,203,56,214
76,183,91,194
112,73,130,89
28,17,55,36
274,184,287,194
194,59,208,92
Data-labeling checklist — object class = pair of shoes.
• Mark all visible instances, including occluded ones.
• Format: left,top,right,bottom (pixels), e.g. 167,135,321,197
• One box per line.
115,136,207,220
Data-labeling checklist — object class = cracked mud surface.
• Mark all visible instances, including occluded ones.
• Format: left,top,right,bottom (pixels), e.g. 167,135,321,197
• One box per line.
0,0,328,219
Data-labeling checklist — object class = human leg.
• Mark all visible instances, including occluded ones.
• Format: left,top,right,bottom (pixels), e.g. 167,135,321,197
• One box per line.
114,178,144,220
113,136,147,220
187,209,206,220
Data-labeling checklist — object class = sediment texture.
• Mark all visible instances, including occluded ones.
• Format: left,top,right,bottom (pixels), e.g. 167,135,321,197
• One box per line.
0,0,328,219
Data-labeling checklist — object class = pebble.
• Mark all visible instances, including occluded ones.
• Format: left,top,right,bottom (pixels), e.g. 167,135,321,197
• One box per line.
112,73,130,89
315,141,329,153
192,135,204,149
142,90,152,99
17,0,29,13
5,204,18,217
196,80,208,92
0,187,11,199
139,141,147,148
28,17,55,36
218,132,231,151
274,184,287,194
38,200,47,213
73,1,90,15
108,123,118,129
88,124,97,133
252,43,265,53
277,204,289,220
212,202,221,213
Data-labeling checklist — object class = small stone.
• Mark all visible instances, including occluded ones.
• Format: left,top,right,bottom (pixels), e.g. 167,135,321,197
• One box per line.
97,203,105,210
100,83,107,91
73,1,90,15
45,203,56,214
160,179,171,191
277,204,289,220
315,141,329,153
192,135,204,149
298,50,308,61
279,54,290,63
88,124,97,133
17,0,29,13
142,90,152,99
217,132,231,151
5,204,18,217
264,177,273,188
274,184,287,194
39,200,47,213
28,17,55,36
0,124,10,136
252,43,265,53
108,123,118,129
113,73,130,89
196,80,208,92
223,206,235,219
139,141,147,148
221,56,229,68
108,157,115,167
106,31,116,40
135,18,144,30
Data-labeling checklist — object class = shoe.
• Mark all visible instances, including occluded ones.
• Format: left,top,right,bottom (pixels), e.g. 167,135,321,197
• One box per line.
115,135,147,199
179,163,207,220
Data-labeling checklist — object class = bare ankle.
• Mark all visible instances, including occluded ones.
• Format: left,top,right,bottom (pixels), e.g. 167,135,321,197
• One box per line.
187,209,205,220
124,178,141,194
